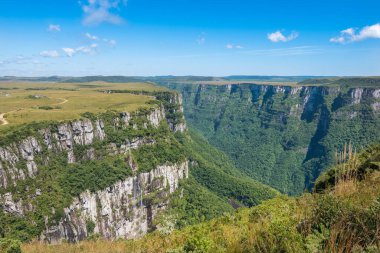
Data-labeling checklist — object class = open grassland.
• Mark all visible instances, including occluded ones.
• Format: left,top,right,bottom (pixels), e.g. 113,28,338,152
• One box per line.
0,82,166,130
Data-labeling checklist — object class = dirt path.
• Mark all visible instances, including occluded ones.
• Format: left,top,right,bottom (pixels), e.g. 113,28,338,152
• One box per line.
0,113,8,125
56,98,69,105
0,97,69,126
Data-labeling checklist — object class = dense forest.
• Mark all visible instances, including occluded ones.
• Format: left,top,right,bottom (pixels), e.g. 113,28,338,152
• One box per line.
162,81,380,195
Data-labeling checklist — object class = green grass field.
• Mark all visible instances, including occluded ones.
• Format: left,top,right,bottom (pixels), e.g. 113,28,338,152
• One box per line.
0,82,166,130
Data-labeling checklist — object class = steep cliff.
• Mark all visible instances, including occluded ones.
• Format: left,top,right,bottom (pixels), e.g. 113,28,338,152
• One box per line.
0,89,278,244
0,91,189,242
42,162,188,243
162,82,380,194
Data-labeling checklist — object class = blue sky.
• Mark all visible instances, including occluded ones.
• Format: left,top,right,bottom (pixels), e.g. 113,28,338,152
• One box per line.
0,0,379,76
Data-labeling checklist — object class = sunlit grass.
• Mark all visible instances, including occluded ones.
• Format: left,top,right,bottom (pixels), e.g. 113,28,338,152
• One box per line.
0,82,167,130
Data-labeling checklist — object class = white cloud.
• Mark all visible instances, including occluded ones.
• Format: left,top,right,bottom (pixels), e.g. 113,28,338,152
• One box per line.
357,24,380,40
330,37,345,43
77,43,98,54
85,33,99,40
62,48,76,57
84,34,117,47
48,24,61,32
330,23,380,43
342,28,355,36
80,0,127,25
62,44,98,57
268,31,298,42
40,50,60,58
226,44,244,49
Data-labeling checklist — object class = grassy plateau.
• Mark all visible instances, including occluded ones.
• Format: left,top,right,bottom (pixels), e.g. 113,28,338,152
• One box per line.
0,82,166,130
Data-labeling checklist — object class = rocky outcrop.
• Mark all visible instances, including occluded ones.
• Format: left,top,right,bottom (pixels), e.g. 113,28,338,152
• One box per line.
0,146,23,188
168,94,187,133
1,193,23,216
372,102,380,111
0,91,188,243
19,137,41,177
0,92,187,188
373,89,380,99
351,88,364,104
290,87,303,95
42,161,189,243
0,119,107,188
107,137,156,156
71,119,95,145
147,107,166,127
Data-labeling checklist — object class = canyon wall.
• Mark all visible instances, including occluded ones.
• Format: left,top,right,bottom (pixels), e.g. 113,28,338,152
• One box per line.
163,83,380,194
0,92,188,242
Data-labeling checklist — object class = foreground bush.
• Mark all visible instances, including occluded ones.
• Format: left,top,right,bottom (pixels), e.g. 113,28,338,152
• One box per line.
0,238,22,253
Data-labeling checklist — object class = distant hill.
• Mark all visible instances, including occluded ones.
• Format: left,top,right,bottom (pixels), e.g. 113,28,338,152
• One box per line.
224,75,331,82
298,77,380,87
2,76,380,88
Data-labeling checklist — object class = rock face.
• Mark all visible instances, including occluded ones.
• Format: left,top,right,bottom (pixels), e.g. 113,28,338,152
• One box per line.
147,107,166,127
351,88,364,104
2,193,24,216
0,146,23,188
0,92,188,243
0,93,186,188
42,161,188,243
168,93,187,133
0,119,107,188
164,82,380,195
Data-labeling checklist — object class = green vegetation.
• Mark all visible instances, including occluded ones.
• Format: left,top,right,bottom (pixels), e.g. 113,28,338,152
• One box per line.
0,238,22,253
0,86,278,244
38,106,54,110
162,82,380,195
299,77,380,88
22,144,380,253
162,130,278,229
2,78,378,252
184,130,279,207
0,88,187,242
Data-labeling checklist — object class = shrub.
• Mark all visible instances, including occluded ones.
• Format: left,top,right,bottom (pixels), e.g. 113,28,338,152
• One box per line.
38,106,54,110
0,238,22,253
86,220,96,235
183,227,214,253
